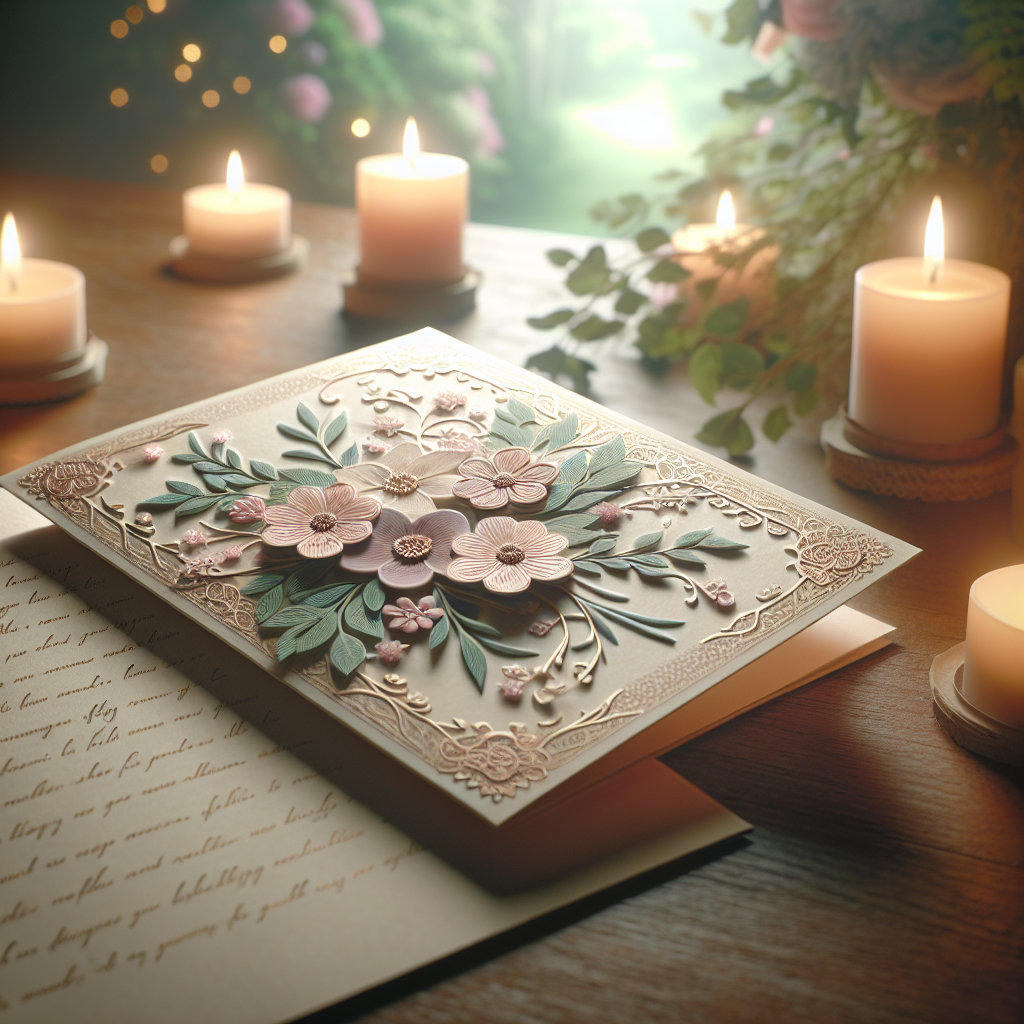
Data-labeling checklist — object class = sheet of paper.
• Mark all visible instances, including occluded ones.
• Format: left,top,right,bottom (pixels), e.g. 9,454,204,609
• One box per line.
0,494,746,1024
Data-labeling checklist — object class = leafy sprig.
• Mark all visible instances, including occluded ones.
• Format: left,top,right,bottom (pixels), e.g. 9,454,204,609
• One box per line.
277,402,358,469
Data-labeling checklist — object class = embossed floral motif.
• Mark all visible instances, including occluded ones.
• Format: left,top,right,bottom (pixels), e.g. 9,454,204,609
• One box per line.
383,596,444,633
434,429,486,455
261,483,381,559
362,436,391,454
229,496,267,523
180,529,208,550
335,443,467,516
212,430,233,444
372,415,404,437
451,446,558,510
340,507,469,589
791,528,884,588
468,405,488,422
433,390,467,412
499,665,530,700
592,501,631,525
695,576,735,608
438,724,550,799
142,446,163,463
20,458,112,500
375,640,408,664
447,517,573,593
527,618,556,636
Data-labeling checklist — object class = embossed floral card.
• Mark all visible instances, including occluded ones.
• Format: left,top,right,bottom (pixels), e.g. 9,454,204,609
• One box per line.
2,329,916,825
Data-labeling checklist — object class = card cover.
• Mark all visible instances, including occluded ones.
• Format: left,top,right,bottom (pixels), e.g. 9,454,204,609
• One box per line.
1,329,918,825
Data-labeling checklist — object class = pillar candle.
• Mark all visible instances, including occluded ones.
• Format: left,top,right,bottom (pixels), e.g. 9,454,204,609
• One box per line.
356,118,468,284
848,197,1011,445
1012,356,1023,546
183,151,291,259
961,564,1024,730
0,213,86,371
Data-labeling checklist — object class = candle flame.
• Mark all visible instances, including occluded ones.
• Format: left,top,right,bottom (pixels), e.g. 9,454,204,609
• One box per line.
226,150,244,195
923,194,944,283
1,212,21,293
716,190,735,238
403,117,419,168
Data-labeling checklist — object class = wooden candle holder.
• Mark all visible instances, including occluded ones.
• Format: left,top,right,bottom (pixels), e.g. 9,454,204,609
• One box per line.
821,405,1017,501
342,265,479,322
930,643,1023,766
0,333,107,405
168,235,309,284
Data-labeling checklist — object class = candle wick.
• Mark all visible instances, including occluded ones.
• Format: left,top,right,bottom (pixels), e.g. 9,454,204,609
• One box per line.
928,262,939,285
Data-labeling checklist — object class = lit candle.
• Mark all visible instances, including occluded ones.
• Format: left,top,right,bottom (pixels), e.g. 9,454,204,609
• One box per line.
961,564,1024,730
182,151,291,259
0,213,87,371
848,197,1011,445
356,118,469,284
670,191,777,322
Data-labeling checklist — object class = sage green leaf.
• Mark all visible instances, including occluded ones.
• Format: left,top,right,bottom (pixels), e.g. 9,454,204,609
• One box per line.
285,560,334,599
295,611,338,654
615,288,646,314
586,608,619,645
303,584,357,608
525,347,596,392
630,531,663,551
488,418,533,448
572,559,603,575
428,611,449,649
190,461,227,474
562,490,611,512
277,423,320,445
578,461,642,491
635,226,671,252
166,480,204,496
330,631,366,676
628,561,678,579
281,449,340,466
571,577,630,601
458,630,487,692
690,343,722,405
587,435,626,475
362,579,386,612
340,443,359,467
264,605,322,629
722,341,764,378
274,624,305,662
241,574,287,596
323,409,349,447
296,402,320,436
725,416,755,456
663,549,706,568
344,598,383,639
629,553,668,567
225,448,243,470
697,408,741,447
476,638,539,657
546,248,575,267
279,468,336,487
555,449,589,487
505,398,537,426
527,308,574,330
794,388,819,416
138,493,189,508
542,481,573,513
646,259,689,283
188,432,208,458
566,245,610,296
587,603,684,628
571,315,625,341
785,363,817,392
249,460,279,481
763,406,792,442
174,495,224,517
220,473,258,489
532,412,579,453
256,585,285,623
695,536,750,552
599,557,631,570
201,475,228,493
268,481,299,504
170,453,204,464
583,604,678,643
704,297,750,337
588,536,618,556
671,527,714,548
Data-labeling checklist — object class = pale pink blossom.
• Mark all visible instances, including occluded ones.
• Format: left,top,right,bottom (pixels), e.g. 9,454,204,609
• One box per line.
592,501,630,525
212,431,233,444
452,446,557,510
373,415,404,437
382,596,445,633
142,446,163,463
261,483,381,559
281,74,332,123
433,390,467,412
375,640,407,665
434,429,486,454
180,529,208,549
697,576,735,608
754,115,774,137
468,405,488,422
335,0,383,47
269,0,315,36
362,436,391,454
229,495,267,523
499,665,529,700
219,545,245,563
181,555,218,576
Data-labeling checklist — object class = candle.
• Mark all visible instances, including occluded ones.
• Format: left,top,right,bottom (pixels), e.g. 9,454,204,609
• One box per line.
1012,356,1023,545
670,191,777,324
961,564,1024,730
0,213,87,371
182,151,291,259
848,197,1011,445
356,118,468,284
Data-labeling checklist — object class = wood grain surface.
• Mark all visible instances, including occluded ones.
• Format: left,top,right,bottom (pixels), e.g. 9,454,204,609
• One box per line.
1,172,1021,1024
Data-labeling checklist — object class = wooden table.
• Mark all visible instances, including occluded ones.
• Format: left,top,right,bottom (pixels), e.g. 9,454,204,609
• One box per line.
1,173,1021,1024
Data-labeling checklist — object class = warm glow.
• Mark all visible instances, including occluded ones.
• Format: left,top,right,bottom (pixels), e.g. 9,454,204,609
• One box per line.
126,6,144,24
233,76,251,94
2,212,22,293
924,194,944,282
226,150,244,194
351,117,370,138
174,63,192,82
269,35,287,53
111,19,129,38
202,89,220,108
183,43,201,62
403,117,419,167
716,190,736,237
147,0,166,11
110,88,129,107
150,154,168,173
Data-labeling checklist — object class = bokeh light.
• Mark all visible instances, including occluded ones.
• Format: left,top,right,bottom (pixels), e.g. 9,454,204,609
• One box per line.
110,19,128,39
351,118,370,138
146,0,166,11
174,64,192,82
110,88,129,107
201,90,220,108
150,154,168,173
269,35,287,54
125,6,143,24
183,43,201,63
233,76,251,95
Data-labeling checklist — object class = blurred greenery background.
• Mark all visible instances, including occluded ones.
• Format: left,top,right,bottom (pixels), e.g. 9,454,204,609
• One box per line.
0,0,759,233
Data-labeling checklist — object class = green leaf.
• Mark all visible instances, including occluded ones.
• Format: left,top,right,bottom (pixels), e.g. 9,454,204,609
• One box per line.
785,363,817,392
527,308,575,330
274,623,306,662
225,448,243,470
546,248,575,267
525,347,596,393
268,481,299,505
476,638,539,657
296,402,320,436
279,468,336,487
542,481,574,513
590,603,685,628
174,495,224,517
571,315,625,341
190,461,227,474
256,585,285,623
428,611,449,650
556,448,590,486
646,259,689,284
265,605,322,629
544,514,613,546
166,480,204,496
200,475,227,493
630,531,663,551
571,577,630,601
764,333,792,357
671,528,714,548
721,341,764,380
170,453,203,464
362,579,386,612
572,559,603,575
725,416,755,456
295,611,338,654
505,398,537,427
458,630,487,691
628,561,678,579
587,435,626,475
697,409,742,448
138,493,189,508
303,584,357,608
704,297,750,337
340,442,360,467
532,412,579,453
249,460,278,481
599,557,632,570
794,388,819,416
188,432,208,459
585,607,620,645
281,449,340,466
241,573,287,596
721,0,760,43
277,423,320,445
323,409,349,447
344,598,383,639
689,343,722,405
579,461,642,491
615,288,647,315
285,560,334,599
695,278,718,303
566,246,610,296
561,490,611,512
583,603,678,643
220,473,258,489
696,536,749,552
489,418,534,448
588,536,618,556
635,226,672,252
330,631,366,677
763,406,792,442
663,549,706,568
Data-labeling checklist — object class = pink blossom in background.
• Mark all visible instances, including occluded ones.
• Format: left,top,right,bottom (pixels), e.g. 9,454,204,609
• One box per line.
270,0,315,36
465,86,505,158
335,0,384,48
302,40,328,66
648,281,677,310
837,148,850,161
280,74,333,123
754,115,774,137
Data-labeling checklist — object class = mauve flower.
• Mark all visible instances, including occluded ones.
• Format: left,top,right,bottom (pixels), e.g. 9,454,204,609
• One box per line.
373,415,404,437
499,665,529,700
335,0,383,47
383,596,444,633
335,442,467,517
143,446,163,463
433,390,467,412
341,508,469,589
447,517,573,594
220,544,245,563
229,495,267,523
779,0,843,41
375,640,406,664
269,0,315,36
592,501,630,525
261,483,381,559
697,576,735,608
281,74,332,123
180,529,208,549
212,430,233,444
451,447,557,510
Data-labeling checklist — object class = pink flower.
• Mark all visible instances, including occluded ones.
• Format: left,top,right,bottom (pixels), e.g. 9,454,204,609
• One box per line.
527,618,556,637
648,281,678,310
464,86,505,158
434,429,486,454
499,665,529,700
362,436,391,454
754,115,774,137
375,640,406,665
181,555,218,576
212,430,233,444
229,495,267,523
180,529,208,549
372,415,404,437
447,517,573,594
269,0,315,36
261,483,381,559
341,508,469,589
383,596,444,633
219,545,245,563
335,0,383,47
451,446,557,510
281,74,332,123
697,576,735,608
143,446,163,463
468,405,488,422
433,390,467,412
592,501,630,525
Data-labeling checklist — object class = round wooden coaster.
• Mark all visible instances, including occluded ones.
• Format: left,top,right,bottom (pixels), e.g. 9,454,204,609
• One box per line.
930,643,1023,766
821,413,1017,501
841,405,1006,463
342,265,479,322
168,235,309,284
0,335,108,405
